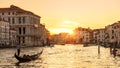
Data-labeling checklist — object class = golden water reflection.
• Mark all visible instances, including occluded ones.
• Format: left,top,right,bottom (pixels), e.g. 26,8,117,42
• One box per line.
0,44,120,68
42,44,120,68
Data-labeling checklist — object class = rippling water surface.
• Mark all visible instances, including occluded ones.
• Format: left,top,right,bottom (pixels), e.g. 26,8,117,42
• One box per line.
0,44,120,68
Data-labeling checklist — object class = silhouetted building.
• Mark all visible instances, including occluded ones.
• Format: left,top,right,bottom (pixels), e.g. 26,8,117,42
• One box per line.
73,27,93,44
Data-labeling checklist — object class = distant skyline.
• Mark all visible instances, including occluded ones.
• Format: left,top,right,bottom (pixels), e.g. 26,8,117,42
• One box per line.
1,0,120,34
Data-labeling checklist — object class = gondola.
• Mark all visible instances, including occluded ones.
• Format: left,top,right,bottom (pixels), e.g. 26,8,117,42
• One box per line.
14,49,43,62
83,43,88,47
61,43,65,45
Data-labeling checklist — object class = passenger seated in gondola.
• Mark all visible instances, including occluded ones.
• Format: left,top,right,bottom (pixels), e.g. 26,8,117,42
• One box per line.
23,54,30,59
23,54,26,58
113,49,117,58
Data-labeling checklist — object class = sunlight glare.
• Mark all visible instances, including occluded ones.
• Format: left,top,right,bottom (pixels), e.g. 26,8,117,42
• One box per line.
60,20,80,28
50,28,73,34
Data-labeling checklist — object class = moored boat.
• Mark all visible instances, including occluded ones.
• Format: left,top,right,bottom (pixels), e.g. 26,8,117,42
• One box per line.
83,43,88,47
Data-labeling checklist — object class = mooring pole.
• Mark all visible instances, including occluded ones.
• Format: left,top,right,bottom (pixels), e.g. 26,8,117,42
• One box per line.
98,43,100,54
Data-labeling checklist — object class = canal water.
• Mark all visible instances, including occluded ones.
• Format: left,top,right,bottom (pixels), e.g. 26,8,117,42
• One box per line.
0,44,120,68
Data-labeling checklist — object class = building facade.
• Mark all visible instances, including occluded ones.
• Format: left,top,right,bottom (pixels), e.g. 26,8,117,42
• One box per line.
73,27,84,44
73,27,93,44
0,5,42,46
93,29,105,45
9,27,17,47
83,28,93,44
93,29,99,44
0,20,9,47
116,21,120,47
105,21,120,47
39,24,50,45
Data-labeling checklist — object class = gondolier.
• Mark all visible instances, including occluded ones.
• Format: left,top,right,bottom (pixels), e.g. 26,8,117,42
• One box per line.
17,45,21,56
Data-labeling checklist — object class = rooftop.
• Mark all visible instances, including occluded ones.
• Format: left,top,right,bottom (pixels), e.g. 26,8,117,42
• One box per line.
0,5,40,18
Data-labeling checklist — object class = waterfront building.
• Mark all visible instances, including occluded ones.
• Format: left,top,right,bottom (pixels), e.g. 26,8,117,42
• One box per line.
110,21,120,47
0,5,44,46
51,33,71,44
116,21,120,47
105,23,118,44
104,21,120,47
73,27,93,44
99,29,105,45
105,25,113,44
94,29,105,45
93,29,99,44
52,34,60,44
0,20,10,47
52,33,65,44
73,27,84,44
82,28,93,44
39,24,50,45
58,33,70,44
9,27,17,47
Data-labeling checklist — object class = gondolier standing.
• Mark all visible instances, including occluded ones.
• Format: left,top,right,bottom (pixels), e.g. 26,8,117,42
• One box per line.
17,45,21,56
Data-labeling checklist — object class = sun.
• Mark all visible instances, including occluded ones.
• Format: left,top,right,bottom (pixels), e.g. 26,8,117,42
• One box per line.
58,28,73,34
50,28,73,34
49,20,78,35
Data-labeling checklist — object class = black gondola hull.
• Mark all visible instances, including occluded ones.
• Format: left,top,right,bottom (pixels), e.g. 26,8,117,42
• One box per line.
14,49,43,62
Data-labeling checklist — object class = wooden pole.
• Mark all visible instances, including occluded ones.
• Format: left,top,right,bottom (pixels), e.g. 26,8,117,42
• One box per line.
98,44,100,54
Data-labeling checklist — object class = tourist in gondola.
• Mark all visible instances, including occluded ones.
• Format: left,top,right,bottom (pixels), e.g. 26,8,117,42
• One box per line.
23,54,30,59
113,49,117,58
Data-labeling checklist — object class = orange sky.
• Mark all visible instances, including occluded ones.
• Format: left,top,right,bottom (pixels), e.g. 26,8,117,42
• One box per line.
1,0,120,34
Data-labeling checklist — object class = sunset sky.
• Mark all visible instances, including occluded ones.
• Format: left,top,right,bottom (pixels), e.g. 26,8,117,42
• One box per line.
1,0,120,34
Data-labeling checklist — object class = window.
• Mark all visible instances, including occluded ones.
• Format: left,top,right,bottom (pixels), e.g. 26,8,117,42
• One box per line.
19,17,21,23
23,17,25,23
12,12,14,15
8,12,10,15
8,17,10,23
2,13,4,15
19,28,21,34
23,27,25,34
3,18,5,21
23,37,25,43
114,26,116,29
12,18,15,24
112,30,114,34
112,36,114,39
